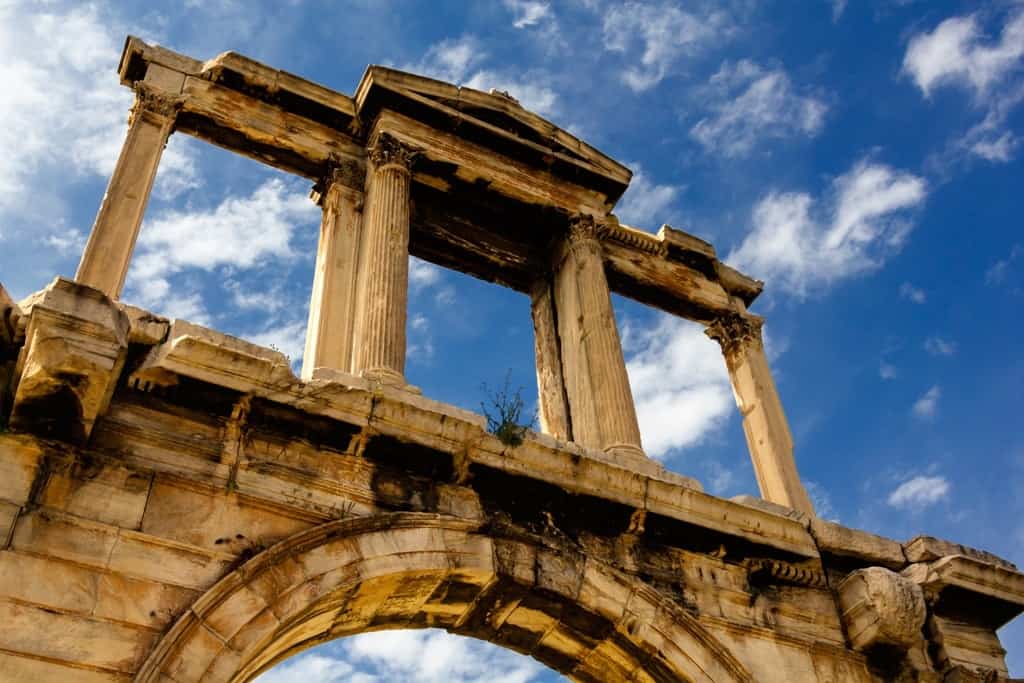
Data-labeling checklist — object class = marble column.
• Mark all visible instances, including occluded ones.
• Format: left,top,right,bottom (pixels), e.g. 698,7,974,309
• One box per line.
76,85,182,299
530,277,571,441
301,161,364,380
350,133,416,387
552,214,644,459
706,313,814,515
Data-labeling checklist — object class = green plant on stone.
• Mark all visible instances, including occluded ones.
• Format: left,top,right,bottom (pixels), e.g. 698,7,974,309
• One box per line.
480,370,536,448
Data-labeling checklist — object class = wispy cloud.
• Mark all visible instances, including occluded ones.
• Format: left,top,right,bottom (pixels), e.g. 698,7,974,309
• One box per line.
690,60,828,157
879,361,897,380
614,163,682,229
728,159,927,296
899,282,927,303
0,3,196,221
124,178,317,320
887,474,950,510
625,315,733,458
985,243,1022,288
503,0,552,29
912,385,941,419
904,9,1024,163
403,36,558,117
602,2,726,92
924,336,956,357
830,0,847,23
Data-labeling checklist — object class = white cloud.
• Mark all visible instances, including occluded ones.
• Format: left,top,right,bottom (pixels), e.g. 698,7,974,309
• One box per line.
899,282,927,303
887,474,950,510
410,256,443,291
343,630,542,683
128,178,316,283
503,0,552,29
806,480,838,522
254,652,370,683
407,312,435,362
247,319,307,368
728,159,927,296
924,336,956,357
912,385,941,419
0,3,196,217
903,11,1024,98
122,178,315,322
690,60,828,157
705,461,736,495
986,244,1022,286
614,164,682,229
830,0,847,22
879,362,897,380
625,315,733,458
904,10,1024,163
403,36,558,117
602,2,725,92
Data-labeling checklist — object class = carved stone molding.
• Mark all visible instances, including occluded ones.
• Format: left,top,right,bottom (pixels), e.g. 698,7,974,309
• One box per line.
128,84,184,127
705,312,765,357
837,566,927,653
368,133,418,172
746,558,828,588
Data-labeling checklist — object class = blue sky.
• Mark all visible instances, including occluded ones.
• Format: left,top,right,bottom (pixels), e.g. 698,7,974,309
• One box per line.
1,0,1023,679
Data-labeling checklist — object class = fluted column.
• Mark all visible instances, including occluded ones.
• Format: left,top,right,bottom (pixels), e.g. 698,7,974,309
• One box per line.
706,313,814,515
301,161,364,380
76,84,182,299
350,133,416,387
552,214,644,458
530,277,571,440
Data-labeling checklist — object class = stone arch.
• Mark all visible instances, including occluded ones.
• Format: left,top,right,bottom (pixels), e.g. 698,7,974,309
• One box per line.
135,513,752,683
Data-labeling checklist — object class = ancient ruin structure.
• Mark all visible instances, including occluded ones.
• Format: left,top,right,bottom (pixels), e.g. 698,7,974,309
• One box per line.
0,37,1020,682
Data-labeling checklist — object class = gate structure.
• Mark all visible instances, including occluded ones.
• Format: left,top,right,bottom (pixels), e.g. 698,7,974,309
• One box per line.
0,37,1021,682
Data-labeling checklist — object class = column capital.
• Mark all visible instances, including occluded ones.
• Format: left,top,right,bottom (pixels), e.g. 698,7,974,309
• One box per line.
367,133,418,173
128,84,184,127
705,312,764,356
567,213,601,244
312,156,365,207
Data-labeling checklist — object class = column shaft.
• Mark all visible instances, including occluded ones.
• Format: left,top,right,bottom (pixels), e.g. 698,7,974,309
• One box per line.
351,134,415,386
301,165,364,380
530,278,571,440
553,215,644,457
706,314,814,515
76,86,180,299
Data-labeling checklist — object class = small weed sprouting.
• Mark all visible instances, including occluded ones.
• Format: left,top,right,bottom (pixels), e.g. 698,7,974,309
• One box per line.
480,370,536,448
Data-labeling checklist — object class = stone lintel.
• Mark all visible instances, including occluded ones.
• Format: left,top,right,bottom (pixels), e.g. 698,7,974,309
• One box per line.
810,517,907,569
904,535,1017,571
125,311,825,560
903,555,1024,627
9,278,129,444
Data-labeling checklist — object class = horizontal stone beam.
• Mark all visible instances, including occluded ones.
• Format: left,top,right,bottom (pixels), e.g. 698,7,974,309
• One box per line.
114,37,764,319
129,319,819,558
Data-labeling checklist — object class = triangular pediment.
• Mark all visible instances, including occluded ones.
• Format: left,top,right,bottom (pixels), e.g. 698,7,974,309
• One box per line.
355,66,632,196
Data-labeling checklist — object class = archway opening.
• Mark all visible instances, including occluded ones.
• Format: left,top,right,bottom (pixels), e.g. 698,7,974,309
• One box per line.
254,628,558,683
136,513,751,683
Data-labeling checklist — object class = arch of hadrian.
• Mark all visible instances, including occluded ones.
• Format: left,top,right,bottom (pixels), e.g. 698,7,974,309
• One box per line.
0,37,1020,683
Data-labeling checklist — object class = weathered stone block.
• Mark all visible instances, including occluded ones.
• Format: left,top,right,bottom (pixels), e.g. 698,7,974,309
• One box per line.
838,566,926,653
10,278,128,444
40,461,152,529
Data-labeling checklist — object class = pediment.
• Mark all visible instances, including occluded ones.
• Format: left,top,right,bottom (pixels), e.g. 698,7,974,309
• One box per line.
355,65,632,199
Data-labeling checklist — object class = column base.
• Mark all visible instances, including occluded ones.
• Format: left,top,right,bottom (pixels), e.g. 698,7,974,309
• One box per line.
603,443,648,462
360,367,421,395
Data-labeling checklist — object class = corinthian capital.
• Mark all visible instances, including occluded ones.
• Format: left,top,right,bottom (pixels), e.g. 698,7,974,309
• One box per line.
705,312,764,356
312,155,365,205
128,84,184,127
368,133,418,172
